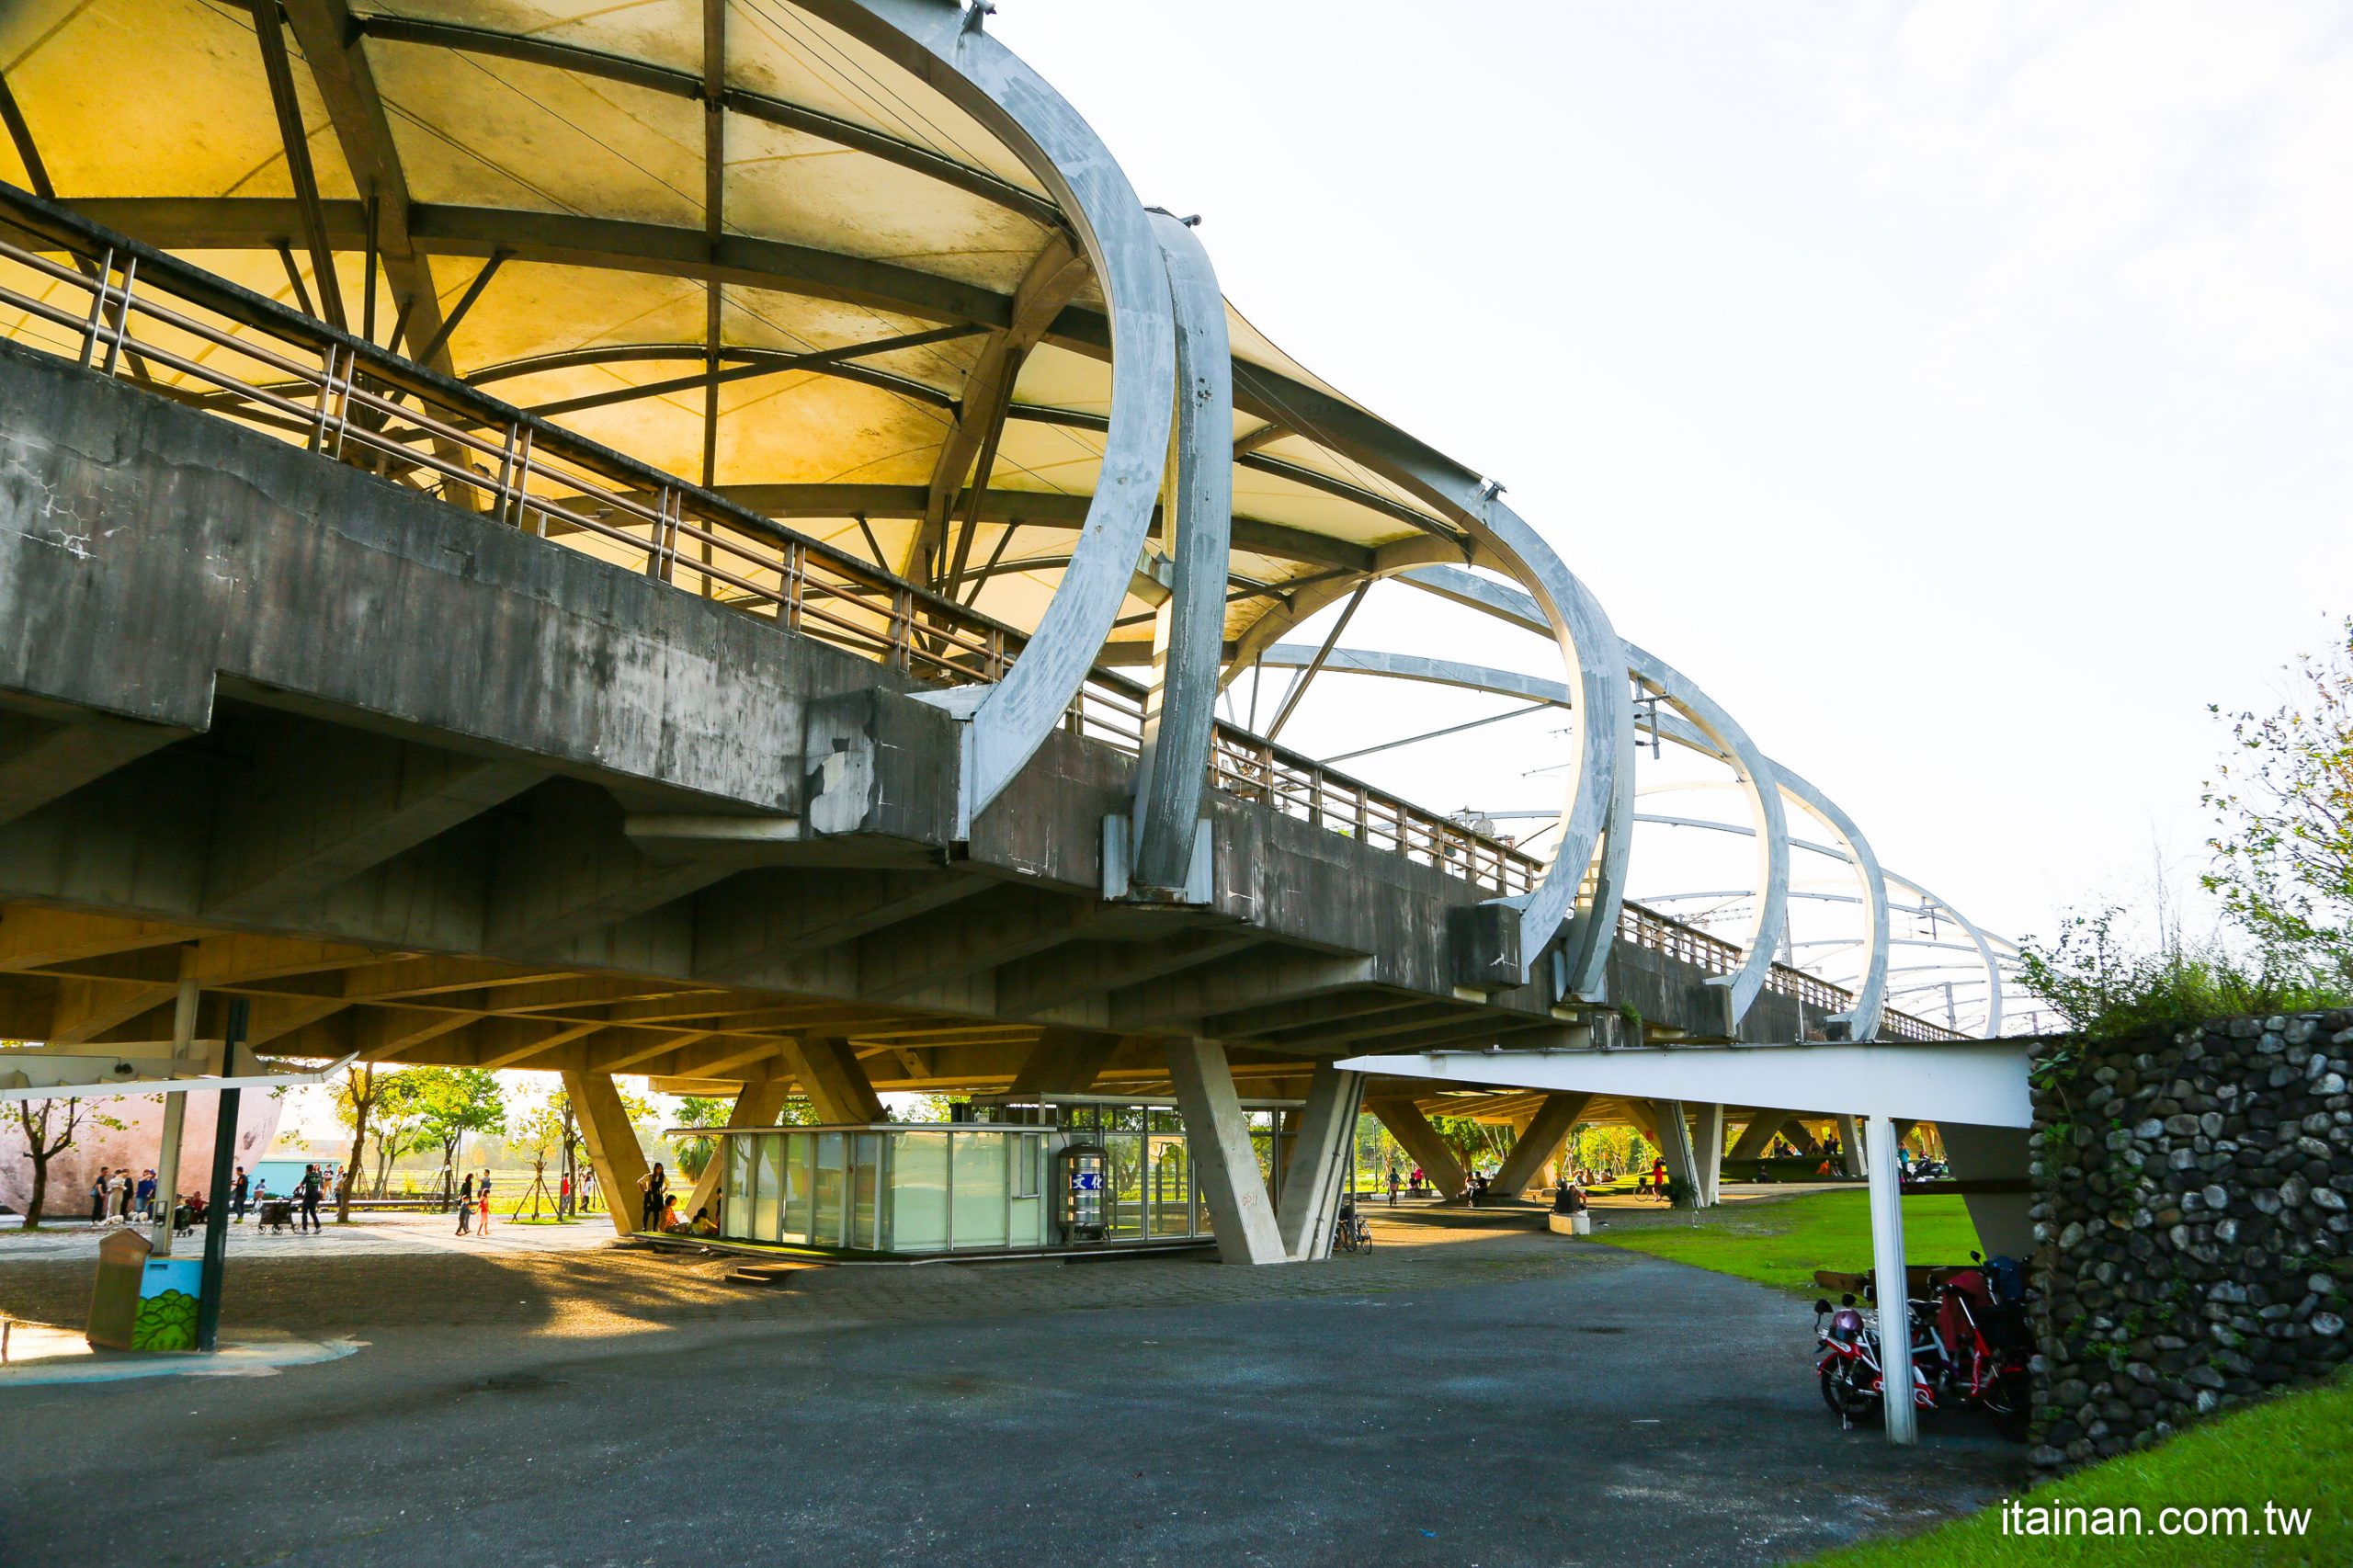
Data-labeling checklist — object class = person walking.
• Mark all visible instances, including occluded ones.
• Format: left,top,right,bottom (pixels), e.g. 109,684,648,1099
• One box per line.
581,1167,597,1213
638,1162,667,1233
297,1164,324,1233
88,1166,109,1224
477,1169,494,1237
231,1166,250,1223
1649,1154,1670,1203
1386,1166,1401,1207
455,1171,474,1234
558,1171,573,1219
134,1168,157,1222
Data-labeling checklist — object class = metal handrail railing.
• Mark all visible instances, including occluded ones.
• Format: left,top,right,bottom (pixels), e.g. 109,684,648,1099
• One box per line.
0,183,1957,1035
0,182,1542,897
1616,899,1961,1040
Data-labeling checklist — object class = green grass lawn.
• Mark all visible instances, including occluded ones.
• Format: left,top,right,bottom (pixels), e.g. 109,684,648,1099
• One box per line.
1805,1372,2353,1566
1587,1188,1984,1296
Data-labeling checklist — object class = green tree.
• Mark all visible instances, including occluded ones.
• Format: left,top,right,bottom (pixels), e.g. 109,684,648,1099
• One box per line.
366,1073,428,1198
332,1062,404,1222
670,1096,730,1180
2206,616,2353,983
409,1068,506,1199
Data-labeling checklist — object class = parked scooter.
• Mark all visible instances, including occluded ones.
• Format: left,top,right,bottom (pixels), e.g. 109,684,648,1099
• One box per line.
1811,1251,2032,1437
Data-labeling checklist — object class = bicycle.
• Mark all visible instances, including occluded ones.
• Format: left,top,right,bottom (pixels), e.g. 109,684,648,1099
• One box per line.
1332,1202,1372,1255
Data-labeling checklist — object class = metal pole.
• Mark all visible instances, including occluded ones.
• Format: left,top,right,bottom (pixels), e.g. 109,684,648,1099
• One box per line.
195,999,248,1355
148,973,199,1256
1865,1113,1916,1445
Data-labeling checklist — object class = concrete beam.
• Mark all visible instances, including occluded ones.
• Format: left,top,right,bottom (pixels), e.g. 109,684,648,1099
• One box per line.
487,784,732,954
1108,949,1373,1032
1006,1028,1120,1096
0,908,195,969
1368,1100,1468,1200
0,709,183,827
784,1035,884,1123
1729,1108,1800,1164
693,869,987,983
854,890,1096,1005
1489,1091,1592,1199
996,929,1257,1020
563,1070,653,1237
1165,1039,1283,1265
203,728,540,918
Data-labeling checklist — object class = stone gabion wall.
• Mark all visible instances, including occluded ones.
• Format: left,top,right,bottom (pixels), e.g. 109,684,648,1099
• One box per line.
2027,1011,2353,1467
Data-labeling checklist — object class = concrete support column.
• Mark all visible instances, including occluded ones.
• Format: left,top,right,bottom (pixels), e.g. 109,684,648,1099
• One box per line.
1275,1062,1364,1260
1008,1028,1119,1097
681,1080,790,1229
148,971,200,1255
1938,1121,2033,1257
1779,1119,1820,1156
1647,1099,1702,1203
1864,1113,1916,1446
1368,1100,1467,1199
1728,1108,1798,1164
1690,1101,1725,1206
564,1070,652,1238
1836,1113,1867,1177
1165,1040,1283,1265
788,1036,886,1123
1489,1092,1592,1199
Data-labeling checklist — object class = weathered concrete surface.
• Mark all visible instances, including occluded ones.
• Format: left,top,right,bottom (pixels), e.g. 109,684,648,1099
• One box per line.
0,343,1834,1092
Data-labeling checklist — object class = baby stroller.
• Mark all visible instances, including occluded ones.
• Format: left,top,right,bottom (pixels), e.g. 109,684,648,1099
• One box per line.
256,1197,296,1235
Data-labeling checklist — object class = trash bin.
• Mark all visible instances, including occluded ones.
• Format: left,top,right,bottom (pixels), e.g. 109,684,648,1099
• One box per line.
87,1231,204,1352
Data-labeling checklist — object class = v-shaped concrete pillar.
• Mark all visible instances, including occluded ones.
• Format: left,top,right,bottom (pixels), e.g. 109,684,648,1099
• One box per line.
1490,1092,1593,1199
1274,1061,1364,1259
1165,1039,1283,1265
681,1080,789,1229
1369,1100,1468,1199
564,1070,652,1236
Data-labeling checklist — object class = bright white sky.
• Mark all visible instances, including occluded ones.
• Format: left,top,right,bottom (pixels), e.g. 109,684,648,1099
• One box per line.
996,0,2353,971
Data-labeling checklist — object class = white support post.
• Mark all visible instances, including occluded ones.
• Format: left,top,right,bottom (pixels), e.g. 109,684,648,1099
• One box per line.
148,974,199,1256
1865,1113,1916,1446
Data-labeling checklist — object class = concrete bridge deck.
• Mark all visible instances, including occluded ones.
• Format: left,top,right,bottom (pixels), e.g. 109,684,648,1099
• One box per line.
0,335,1851,1108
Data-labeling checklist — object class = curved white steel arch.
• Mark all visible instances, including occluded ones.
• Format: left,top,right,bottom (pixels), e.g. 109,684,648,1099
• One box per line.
1123,211,1231,897
1623,646,1789,1027
815,0,1176,823
1250,642,1906,1037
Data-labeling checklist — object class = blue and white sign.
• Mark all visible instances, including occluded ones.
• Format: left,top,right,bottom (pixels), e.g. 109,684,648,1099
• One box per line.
1072,1171,1103,1192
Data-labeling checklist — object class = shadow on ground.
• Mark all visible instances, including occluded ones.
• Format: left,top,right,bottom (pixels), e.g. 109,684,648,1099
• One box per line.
0,1207,2026,1567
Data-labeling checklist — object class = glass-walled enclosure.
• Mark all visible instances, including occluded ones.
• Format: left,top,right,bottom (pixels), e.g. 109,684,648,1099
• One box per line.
702,1095,1306,1258
719,1126,1051,1253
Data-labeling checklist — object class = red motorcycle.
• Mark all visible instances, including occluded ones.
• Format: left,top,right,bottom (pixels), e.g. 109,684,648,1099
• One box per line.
1812,1252,2032,1437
